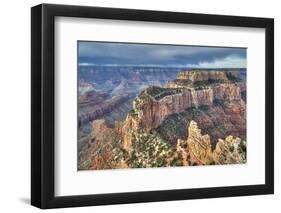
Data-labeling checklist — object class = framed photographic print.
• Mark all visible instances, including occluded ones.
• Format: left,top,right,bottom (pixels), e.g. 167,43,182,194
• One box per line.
31,3,274,209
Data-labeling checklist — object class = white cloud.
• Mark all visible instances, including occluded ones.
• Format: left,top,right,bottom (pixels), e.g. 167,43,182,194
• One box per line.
185,55,246,68
79,55,246,69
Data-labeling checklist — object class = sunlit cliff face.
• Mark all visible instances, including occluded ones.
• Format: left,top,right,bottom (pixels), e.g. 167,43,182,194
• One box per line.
78,70,246,170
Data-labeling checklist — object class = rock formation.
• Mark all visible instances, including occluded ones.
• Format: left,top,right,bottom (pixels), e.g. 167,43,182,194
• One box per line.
120,70,246,149
78,70,247,170
186,121,214,165
126,70,245,130
79,91,131,127
176,120,246,166
176,70,228,81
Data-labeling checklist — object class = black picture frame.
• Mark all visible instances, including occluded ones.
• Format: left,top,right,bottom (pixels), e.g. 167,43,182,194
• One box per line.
31,3,274,209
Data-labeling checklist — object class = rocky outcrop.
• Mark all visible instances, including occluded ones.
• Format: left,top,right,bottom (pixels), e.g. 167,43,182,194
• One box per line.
186,121,214,165
79,70,247,170
121,114,139,154
214,136,246,164
176,70,231,82
176,120,246,166
116,119,246,169
127,70,244,130
78,119,129,170
119,70,246,156
213,84,241,100
155,98,246,145
79,118,246,170
133,87,214,129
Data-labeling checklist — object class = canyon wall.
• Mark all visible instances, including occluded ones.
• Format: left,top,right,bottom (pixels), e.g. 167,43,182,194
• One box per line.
79,70,247,170
129,70,244,130
176,70,232,82
79,93,130,127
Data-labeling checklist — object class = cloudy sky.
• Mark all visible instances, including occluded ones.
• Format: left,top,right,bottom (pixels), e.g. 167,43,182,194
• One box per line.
78,41,246,68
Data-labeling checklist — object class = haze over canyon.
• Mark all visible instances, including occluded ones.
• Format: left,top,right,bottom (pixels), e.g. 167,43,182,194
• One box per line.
78,66,246,170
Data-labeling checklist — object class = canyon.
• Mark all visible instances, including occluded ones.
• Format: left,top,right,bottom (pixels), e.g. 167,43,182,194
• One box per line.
78,69,247,170
128,70,245,129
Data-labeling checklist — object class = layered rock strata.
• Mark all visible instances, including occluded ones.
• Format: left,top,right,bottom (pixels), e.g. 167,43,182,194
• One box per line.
176,120,246,166
78,70,247,170
124,70,245,130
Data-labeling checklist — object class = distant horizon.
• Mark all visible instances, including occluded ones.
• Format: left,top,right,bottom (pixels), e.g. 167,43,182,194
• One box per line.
78,41,247,69
78,63,247,69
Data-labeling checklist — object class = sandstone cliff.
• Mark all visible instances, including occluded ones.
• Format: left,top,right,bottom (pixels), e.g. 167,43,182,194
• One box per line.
78,70,247,170
124,70,245,131
177,70,231,83
176,120,246,166
79,118,246,170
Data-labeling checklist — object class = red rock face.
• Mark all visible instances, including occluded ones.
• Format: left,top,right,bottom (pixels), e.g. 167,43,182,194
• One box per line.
194,100,246,143
138,90,193,129
178,120,246,166
213,84,241,100
177,70,229,82
134,83,243,130
79,70,247,170
120,70,246,150
79,119,128,170
121,115,139,153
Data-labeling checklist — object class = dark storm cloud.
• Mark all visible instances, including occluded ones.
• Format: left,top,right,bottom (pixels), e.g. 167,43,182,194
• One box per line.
78,41,246,68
